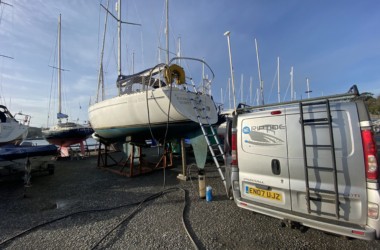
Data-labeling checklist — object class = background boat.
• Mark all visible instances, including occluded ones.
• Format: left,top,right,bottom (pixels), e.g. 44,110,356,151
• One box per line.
42,14,93,157
0,105,30,146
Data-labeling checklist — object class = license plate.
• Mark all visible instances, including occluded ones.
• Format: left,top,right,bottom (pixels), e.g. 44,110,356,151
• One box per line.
245,186,283,202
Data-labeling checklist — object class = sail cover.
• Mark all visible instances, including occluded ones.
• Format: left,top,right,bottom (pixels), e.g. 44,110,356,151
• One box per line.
57,112,68,119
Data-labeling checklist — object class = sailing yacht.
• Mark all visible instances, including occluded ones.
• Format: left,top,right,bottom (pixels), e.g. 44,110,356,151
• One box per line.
42,14,93,156
89,0,219,144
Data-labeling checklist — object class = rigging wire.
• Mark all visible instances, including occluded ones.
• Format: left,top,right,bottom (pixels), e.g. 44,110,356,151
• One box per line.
144,63,174,189
47,30,59,127
0,58,3,104
155,2,166,63
0,4,4,26
96,0,101,67
131,0,145,69
145,63,166,143
266,67,278,104
47,63,55,127
283,78,292,102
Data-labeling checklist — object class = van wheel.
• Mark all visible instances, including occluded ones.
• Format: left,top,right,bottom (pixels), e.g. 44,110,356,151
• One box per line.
342,236,353,240
299,225,308,233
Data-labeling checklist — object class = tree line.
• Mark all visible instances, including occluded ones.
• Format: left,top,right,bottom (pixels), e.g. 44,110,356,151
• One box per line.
361,92,380,116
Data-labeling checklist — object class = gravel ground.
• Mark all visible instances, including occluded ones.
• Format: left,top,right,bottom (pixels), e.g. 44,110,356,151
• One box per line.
0,150,380,250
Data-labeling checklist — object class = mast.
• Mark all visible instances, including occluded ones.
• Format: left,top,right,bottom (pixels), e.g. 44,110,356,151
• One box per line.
250,76,253,105
228,78,231,109
255,38,264,105
117,0,121,76
58,14,62,122
240,74,243,103
177,36,181,65
256,88,259,105
224,31,237,112
220,88,223,106
305,77,312,99
132,51,135,73
277,57,280,103
165,0,169,64
290,66,294,101
97,0,140,95
202,57,205,80
97,0,109,103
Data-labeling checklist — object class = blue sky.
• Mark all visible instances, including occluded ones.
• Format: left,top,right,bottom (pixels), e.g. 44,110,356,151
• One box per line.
0,0,379,127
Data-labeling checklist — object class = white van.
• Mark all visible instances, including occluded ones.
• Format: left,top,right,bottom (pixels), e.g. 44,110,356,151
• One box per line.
224,86,380,240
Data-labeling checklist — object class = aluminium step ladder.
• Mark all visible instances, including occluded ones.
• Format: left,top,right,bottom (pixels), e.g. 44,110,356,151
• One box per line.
299,99,340,219
188,87,228,195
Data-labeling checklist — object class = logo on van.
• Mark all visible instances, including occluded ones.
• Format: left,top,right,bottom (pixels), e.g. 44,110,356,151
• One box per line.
244,131,284,146
251,124,286,135
243,126,251,134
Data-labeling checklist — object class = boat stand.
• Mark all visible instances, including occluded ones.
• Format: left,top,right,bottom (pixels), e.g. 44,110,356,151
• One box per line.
97,142,173,177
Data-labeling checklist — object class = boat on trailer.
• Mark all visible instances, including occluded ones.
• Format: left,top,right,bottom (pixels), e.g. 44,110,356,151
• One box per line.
0,144,58,161
0,143,58,186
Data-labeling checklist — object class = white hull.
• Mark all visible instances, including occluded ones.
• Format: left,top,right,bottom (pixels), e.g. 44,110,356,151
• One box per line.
0,123,28,145
0,105,29,145
89,87,218,140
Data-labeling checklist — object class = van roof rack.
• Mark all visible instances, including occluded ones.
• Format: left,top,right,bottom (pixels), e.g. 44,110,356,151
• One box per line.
236,85,360,114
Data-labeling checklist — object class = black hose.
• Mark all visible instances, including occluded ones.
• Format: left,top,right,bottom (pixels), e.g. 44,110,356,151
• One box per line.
0,188,200,250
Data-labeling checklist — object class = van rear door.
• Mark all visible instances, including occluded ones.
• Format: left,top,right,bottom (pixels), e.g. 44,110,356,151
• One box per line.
286,102,367,224
239,108,291,210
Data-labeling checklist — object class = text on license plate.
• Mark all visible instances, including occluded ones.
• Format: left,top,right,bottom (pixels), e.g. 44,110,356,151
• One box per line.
245,186,283,201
